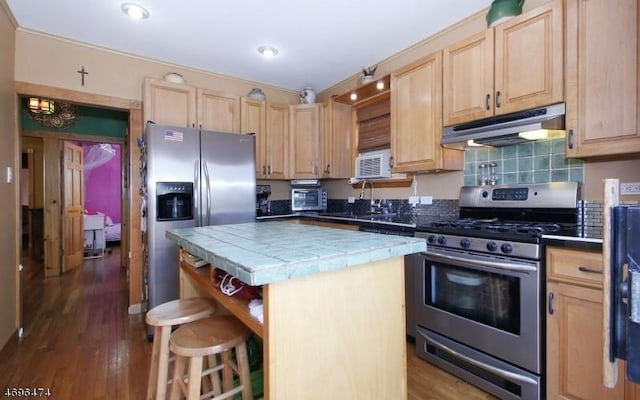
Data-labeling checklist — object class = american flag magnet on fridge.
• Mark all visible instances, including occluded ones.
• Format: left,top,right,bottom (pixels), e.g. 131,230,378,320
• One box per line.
164,130,183,142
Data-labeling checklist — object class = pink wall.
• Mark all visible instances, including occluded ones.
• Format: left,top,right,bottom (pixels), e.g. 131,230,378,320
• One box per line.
83,143,121,223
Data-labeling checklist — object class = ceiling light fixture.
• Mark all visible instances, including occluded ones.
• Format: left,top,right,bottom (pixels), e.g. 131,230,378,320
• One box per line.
121,3,150,20
258,46,279,58
29,97,55,114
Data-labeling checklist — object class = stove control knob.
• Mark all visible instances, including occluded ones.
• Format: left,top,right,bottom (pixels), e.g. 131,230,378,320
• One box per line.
501,243,513,254
437,236,447,245
486,241,498,252
460,238,471,249
427,235,436,244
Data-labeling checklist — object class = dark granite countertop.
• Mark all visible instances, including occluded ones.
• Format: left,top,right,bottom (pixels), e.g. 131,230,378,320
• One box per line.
256,211,416,230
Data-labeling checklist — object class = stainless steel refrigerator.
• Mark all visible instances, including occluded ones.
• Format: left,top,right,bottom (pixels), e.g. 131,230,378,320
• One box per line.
144,122,256,320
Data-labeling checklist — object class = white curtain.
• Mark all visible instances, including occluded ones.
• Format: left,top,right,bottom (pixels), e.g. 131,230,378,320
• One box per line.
84,144,116,180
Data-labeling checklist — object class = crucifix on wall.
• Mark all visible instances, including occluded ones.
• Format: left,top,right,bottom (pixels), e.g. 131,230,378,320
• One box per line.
77,66,88,86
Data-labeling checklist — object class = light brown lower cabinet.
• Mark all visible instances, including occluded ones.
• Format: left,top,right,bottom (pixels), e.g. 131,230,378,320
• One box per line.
546,247,638,399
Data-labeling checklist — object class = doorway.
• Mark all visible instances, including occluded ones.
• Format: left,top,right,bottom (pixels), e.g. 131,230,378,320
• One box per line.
14,82,144,338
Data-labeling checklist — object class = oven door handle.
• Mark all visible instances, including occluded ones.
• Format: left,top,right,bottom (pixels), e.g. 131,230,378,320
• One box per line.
420,331,538,386
424,250,537,273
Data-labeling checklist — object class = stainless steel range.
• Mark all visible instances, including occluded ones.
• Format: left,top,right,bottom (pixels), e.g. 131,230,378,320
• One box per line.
412,182,580,400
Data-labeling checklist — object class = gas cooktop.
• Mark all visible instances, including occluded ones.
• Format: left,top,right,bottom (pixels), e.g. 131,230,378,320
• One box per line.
421,218,579,240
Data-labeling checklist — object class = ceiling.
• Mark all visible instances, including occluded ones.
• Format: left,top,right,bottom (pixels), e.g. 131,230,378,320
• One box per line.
5,0,492,92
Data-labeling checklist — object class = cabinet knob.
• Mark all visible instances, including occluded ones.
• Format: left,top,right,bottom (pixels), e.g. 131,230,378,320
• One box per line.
485,94,491,111
495,91,501,108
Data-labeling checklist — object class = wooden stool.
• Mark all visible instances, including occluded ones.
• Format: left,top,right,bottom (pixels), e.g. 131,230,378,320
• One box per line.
146,298,215,400
168,315,253,400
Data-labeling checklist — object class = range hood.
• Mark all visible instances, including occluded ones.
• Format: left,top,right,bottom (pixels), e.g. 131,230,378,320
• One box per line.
441,102,565,146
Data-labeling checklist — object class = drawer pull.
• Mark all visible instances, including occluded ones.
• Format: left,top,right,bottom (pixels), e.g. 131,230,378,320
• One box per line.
548,292,555,315
578,266,603,274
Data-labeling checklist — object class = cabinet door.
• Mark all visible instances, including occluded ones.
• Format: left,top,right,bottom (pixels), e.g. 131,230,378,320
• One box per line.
628,380,640,400
321,101,352,179
289,104,320,179
265,102,289,180
143,77,196,127
565,0,640,158
547,281,625,400
494,0,563,114
241,98,266,178
391,51,462,172
197,88,240,133
443,30,494,126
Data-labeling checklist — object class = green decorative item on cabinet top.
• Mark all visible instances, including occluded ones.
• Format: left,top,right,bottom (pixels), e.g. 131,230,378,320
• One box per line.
486,0,524,27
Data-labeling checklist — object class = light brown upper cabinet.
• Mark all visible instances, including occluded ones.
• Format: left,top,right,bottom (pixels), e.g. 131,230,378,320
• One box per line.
320,101,352,179
143,77,197,127
443,0,563,126
391,51,463,173
143,78,241,133
197,88,241,133
289,104,321,179
565,0,640,158
241,99,289,180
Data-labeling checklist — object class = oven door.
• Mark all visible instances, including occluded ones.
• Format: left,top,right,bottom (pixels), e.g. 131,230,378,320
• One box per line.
415,247,541,374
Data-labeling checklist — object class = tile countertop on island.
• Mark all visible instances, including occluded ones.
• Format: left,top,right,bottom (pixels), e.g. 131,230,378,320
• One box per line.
166,221,426,286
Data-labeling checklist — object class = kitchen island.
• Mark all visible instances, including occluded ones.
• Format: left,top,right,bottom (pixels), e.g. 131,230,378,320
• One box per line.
167,221,426,400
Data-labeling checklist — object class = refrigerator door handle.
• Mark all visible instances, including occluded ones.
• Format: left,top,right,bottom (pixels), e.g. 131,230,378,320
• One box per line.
203,160,212,226
193,160,200,226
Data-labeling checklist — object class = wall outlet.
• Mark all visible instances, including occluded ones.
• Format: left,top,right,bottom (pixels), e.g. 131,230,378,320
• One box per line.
621,182,640,195
347,196,355,203
409,196,419,205
420,196,433,205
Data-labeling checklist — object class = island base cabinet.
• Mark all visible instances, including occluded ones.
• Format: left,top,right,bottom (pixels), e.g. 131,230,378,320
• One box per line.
547,281,625,400
264,257,407,400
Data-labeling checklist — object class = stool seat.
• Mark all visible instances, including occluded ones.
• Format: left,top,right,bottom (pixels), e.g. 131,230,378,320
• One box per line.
146,298,215,400
169,315,253,400
146,297,215,327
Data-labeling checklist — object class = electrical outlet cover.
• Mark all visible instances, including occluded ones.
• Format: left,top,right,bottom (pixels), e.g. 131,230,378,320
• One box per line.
621,182,640,195
409,196,419,205
420,196,433,205
347,196,355,203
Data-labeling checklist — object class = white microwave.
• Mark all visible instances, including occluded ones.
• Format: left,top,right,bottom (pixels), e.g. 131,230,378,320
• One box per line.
291,188,327,212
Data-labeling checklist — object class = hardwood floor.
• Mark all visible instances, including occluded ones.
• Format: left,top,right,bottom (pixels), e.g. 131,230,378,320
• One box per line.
0,247,151,399
0,247,495,400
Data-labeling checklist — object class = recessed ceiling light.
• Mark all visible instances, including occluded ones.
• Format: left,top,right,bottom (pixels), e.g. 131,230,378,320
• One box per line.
258,46,279,58
121,3,150,20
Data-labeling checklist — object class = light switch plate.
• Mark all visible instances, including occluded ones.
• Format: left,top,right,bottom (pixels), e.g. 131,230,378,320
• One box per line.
6,167,12,184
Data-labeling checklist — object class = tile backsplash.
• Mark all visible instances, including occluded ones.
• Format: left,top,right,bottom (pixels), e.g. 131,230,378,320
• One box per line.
463,137,584,186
